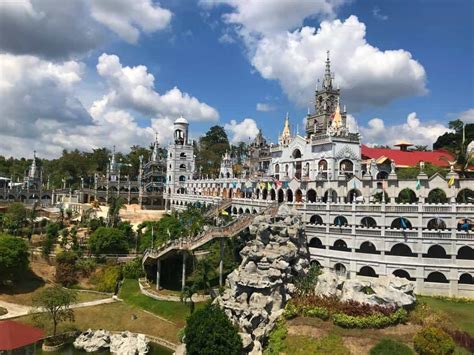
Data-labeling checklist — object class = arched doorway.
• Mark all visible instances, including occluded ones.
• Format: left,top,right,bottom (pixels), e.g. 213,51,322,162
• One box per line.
457,246,473,260
391,217,412,229
339,159,354,177
278,189,284,203
347,189,362,203
307,189,317,203
361,217,377,228
270,189,276,200
295,189,303,202
334,263,347,277
459,273,473,284
287,189,293,202
427,218,446,230
396,188,418,203
293,149,302,179
427,188,448,204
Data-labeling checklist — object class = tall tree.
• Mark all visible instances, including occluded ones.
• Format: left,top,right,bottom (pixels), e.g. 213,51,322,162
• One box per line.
195,126,230,177
107,196,126,228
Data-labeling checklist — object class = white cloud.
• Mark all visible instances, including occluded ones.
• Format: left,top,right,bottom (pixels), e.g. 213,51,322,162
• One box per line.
93,53,219,122
251,16,427,110
256,102,276,112
218,33,236,44
372,7,388,21
359,112,451,147
90,0,172,44
224,118,259,143
457,108,474,123
201,0,348,36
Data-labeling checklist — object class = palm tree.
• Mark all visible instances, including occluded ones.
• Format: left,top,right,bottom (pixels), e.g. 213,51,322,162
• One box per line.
180,284,196,315
107,196,126,228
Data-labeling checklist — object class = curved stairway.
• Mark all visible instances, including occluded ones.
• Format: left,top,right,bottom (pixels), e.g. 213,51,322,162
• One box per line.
143,202,278,264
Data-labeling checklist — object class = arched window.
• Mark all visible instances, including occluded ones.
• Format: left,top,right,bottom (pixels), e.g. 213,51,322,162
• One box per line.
179,164,186,171
334,216,348,226
331,239,349,251
339,159,354,177
358,266,378,278
232,207,237,214
179,175,186,182
425,271,448,283
278,189,284,203
275,164,280,180
307,189,317,203
309,237,324,248
287,189,293,202
318,160,328,171
424,245,449,259
310,260,321,268
270,189,276,201
295,189,303,202
238,208,244,214
376,171,388,180
396,188,418,203
361,217,377,228
391,217,412,229
262,188,268,200
457,246,473,260
180,152,186,158
457,189,474,203
347,189,362,203
323,190,337,203
357,241,379,254
393,269,414,281
309,215,323,225
389,243,415,257
427,218,446,230
255,189,260,199
427,188,448,204
459,273,473,284
245,208,250,214
292,149,302,159
334,263,347,276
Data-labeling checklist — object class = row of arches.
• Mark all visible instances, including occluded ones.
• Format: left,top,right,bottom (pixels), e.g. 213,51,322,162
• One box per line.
309,238,474,259
328,263,473,284
190,185,473,205
273,158,355,181
308,215,452,230
0,194,52,201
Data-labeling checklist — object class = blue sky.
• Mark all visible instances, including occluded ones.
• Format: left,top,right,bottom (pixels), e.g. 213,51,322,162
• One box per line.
0,0,472,158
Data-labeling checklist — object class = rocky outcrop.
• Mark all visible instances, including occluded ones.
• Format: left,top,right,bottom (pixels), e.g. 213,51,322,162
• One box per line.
73,329,150,354
215,205,310,354
314,269,416,308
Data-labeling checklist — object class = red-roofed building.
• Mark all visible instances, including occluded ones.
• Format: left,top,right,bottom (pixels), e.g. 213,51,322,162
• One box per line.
361,145,454,168
0,320,44,353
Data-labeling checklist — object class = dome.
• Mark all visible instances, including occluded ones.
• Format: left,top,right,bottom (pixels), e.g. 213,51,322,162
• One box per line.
174,116,188,124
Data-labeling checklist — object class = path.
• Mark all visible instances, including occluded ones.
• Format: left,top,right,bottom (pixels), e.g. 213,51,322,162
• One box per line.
0,297,117,320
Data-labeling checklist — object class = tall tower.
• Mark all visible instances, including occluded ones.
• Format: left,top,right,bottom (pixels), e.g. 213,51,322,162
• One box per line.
219,152,233,179
306,51,347,137
279,113,292,146
166,116,195,195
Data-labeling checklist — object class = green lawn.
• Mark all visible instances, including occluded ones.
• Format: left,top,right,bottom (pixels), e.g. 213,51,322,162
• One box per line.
119,279,204,326
418,296,474,335
284,333,350,355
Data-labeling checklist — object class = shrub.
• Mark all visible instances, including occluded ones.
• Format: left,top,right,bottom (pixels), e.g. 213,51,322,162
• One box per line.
55,251,79,286
122,258,144,279
88,227,129,255
370,338,414,355
305,306,330,320
264,320,288,355
76,258,97,277
448,330,474,353
333,308,407,329
0,234,29,282
184,303,242,355
413,327,455,355
283,301,299,319
90,264,122,292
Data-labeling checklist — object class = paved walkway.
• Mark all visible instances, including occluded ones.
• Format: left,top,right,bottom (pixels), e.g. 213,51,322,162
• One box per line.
0,297,117,320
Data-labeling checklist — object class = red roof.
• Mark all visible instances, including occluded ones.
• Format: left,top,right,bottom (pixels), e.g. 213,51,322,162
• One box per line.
361,145,454,168
0,321,44,350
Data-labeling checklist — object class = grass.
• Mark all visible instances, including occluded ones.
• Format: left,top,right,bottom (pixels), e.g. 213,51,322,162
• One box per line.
74,291,111,303
119,279,203,326
285,333,350,355
17,301,181,342
418,296,474,335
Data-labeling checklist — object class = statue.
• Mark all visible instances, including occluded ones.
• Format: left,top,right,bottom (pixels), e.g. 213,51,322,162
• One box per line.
390,159,396,174
419,161,425,172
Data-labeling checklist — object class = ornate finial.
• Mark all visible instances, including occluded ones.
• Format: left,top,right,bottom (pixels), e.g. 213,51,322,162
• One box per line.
324,50,333,89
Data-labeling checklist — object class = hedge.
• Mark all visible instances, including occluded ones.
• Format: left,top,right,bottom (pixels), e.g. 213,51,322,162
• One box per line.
332,308,407,329
413,327,455,355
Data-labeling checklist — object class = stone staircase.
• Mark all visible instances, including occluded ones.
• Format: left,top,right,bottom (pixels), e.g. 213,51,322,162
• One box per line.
143,202,278,263
203,198,233,218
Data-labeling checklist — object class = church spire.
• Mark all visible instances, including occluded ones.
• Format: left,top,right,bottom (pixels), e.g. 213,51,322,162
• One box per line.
323,50,333,90
151,132,159,161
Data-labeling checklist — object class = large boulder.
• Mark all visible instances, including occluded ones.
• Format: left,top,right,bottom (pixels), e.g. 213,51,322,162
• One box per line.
215,205,309,354
73,330,150,354
73,329,110,353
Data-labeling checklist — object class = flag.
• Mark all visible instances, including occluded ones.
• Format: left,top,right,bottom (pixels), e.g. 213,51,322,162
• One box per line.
415,180,421,190
283,181,289,189
448,176,455,187
232,182,237,188
400,217,407,230
221,210,229,216
267,182,272,190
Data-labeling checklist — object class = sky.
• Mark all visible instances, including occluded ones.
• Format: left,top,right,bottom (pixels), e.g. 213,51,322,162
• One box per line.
0,0,473,158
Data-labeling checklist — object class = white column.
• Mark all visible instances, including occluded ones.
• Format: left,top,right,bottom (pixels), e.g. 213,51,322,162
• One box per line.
156,259,161,291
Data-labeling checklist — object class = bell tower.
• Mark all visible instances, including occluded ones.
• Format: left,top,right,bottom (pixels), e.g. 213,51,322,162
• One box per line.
306,51,347,137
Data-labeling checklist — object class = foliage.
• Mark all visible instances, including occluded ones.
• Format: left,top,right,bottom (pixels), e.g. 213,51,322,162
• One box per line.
332,308,407,328
413,327,455,355
264,320,288,355
369,338,414,355
90,264,122,292
42,222,61,258
447,330,474,353
75,258,97,277
184,303,242,355
295,265,321,296
122,258,144,279
283,301,329,320
2,202,28,235
0,233,29,282
88,217,106,231
107,196,126,228
88,227,129,255
434,120,473,173
55,251,79,286
194,125,230,177
180,284,197,315
32,285,77,336
396,163,447,180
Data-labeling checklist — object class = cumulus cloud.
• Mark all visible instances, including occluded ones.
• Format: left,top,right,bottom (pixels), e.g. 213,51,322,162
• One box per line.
0,0,105,59
251,16,427,109
0,0,173,59
457,108,474,123
359,112,451,147
201,0,347,35
256,102,276,112
200,1,427,111
90,0,172,44
224,118,259,143
92,53,219,122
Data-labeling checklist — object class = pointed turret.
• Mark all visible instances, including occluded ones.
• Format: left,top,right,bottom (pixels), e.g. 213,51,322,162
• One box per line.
323,50,333,90
279,113,292,146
